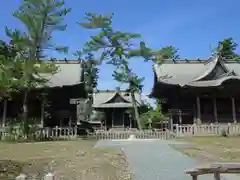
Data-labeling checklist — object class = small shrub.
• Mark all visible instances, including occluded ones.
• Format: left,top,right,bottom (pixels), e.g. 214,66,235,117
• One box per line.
220,129,228,137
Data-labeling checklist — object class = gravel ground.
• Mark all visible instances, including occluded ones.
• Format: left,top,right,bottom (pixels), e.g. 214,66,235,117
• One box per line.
95,139,238,180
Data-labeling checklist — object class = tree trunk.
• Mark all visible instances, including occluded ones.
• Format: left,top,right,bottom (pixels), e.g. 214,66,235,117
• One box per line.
40,100,44,128
130,92,142,130
87,93,93,121
2,99,7,127
23,90,29,136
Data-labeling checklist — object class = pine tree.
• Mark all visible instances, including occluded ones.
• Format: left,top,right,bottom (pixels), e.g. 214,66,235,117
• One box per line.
215,38,240,61
74,51,99,121
0,41,21,126
79,13,179,129
79,13,146,129
6,0,71,134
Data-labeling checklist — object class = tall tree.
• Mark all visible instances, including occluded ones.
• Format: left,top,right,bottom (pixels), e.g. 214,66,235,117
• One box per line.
0,41,21,126
6,0,71,132
79,13,145,129
214,38,239,60
79,13,178,129
74,51,99,121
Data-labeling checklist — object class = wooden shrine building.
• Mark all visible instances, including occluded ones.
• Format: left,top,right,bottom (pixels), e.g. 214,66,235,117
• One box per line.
92,90,143,129
150,56,240,125
0,60,87,127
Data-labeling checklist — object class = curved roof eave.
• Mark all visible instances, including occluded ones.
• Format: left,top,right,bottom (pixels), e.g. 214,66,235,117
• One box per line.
156,75,186,87
100,92,118,104
192,55,232,82
186,76,240,87
100,92,133,105
192,56,219,81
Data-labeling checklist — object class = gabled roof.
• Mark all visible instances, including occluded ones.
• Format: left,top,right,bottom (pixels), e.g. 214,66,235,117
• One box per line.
92,90,143,108
39,60,84,88
153,56,240,87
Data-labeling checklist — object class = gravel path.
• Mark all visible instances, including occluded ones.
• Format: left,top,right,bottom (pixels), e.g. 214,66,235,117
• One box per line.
95,139,238,180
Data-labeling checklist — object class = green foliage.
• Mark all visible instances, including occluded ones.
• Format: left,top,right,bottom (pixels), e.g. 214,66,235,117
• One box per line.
79,13,179,129
12,0,71,58
80,13,148,129
80,12,113,30
0,0,71,136
140,109,165,129
152,46,179,64
214,38,240,60
4,0,71,92
0,42,20,100
74,51,99,94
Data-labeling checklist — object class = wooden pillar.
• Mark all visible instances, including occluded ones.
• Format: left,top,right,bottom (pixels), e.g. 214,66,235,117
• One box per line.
169,115,173,131
40,101,44,128
123,111,125,128
213,98,218,123
111,110,114,128
2,100,7,127
231,97,237,123
129,113,132,129
104,110,107,130
179,110,182,124
196,96,201,124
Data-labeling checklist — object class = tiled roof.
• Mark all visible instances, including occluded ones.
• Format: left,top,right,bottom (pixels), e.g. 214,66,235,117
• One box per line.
153,56,240,87
92,91,143,108
39,60,84,87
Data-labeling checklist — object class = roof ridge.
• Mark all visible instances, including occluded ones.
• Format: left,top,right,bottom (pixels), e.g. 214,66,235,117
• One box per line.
95,90,129,93
157,59,240,64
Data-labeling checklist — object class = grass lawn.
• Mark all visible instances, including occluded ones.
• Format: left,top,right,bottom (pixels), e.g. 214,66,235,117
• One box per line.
0,140,132,180
175,136,240,163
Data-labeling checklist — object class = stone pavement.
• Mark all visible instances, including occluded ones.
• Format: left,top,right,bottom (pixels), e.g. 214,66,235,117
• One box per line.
95,139,238,180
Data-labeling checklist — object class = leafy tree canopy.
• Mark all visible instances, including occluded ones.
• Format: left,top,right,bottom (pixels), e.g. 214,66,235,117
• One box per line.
214,38,240,60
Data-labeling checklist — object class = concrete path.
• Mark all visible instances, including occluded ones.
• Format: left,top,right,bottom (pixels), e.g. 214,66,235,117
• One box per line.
95,139,237,180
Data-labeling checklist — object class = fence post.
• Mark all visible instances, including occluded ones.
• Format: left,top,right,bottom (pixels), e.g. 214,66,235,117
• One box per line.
227,123,231,135
16,173,27,180
74,125,77,138
176,124,179,136
193,123,197,135
55,126,58,137
44,173,55,180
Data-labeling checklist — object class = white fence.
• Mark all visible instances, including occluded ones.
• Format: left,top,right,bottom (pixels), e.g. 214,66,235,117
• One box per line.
0,126,78,140
174,123,240,136
88,130,171,140
16,173,54,180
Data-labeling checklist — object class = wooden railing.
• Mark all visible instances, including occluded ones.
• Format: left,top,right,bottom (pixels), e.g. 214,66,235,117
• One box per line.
16,172,54,180
0,126,78,140
174,123,240,136
185,163,240,180
89,130,170,140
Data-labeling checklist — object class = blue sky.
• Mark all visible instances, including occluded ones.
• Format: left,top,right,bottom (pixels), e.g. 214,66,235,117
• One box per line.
1,0,240,98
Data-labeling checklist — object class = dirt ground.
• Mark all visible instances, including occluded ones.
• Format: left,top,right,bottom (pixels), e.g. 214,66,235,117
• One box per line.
175,137,240,163
0,140,132,180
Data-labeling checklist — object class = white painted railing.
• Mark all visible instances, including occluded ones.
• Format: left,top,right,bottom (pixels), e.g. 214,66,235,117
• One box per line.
0,126,78,140
89,130,170,139
174,123,240,136
16,172,54,180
